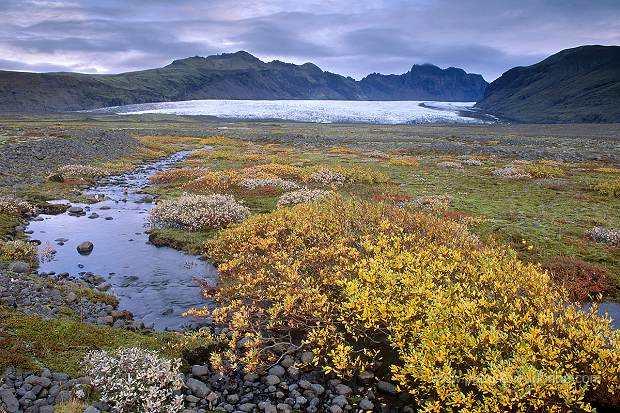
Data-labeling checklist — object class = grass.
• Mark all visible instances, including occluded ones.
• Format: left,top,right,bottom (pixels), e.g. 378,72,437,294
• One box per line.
0,212,21,237
0,305,224,376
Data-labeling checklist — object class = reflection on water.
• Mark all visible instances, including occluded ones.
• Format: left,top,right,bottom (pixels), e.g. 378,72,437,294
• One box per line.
27,149,216,330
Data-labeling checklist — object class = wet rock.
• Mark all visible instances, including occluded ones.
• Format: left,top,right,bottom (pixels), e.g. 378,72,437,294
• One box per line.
88,213,99,219
77,241,94,255
68,206,84,215
358,398,374,410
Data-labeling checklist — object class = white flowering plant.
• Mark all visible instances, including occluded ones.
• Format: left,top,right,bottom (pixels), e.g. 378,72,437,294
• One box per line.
57,164,109,178
0,196,37,216
150,193,250,231
492,166,532,179
309,169,346,186
84,347,184,413
585,226,620,246
277,187,333,207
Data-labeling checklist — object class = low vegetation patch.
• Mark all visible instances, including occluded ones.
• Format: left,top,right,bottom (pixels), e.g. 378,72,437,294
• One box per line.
150,193,250,231
543,256,614,302
595,177,620,197
0,195,37,216
0,239,38,264
276,187,333,207
492,166,532,179
57,164,109,178
189,197,620,412
150,167,210,184
585,226,620,246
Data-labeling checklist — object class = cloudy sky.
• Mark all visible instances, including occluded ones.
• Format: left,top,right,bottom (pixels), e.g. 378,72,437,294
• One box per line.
1,0,619,81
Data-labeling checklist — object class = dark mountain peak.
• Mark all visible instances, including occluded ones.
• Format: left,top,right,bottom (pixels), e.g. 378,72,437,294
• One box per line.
476,45,620,122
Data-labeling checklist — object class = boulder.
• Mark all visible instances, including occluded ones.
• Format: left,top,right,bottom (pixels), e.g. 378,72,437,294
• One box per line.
77,241,94,255
8,261,30,273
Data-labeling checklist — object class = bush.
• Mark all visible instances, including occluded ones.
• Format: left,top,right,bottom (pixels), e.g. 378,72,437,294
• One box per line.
405,194,452,214
387,157,418,167
57,164,109,178
239,178,299,191
0,239,37,264
84,347,184,413
595,178,620,197
150,194,249,231
524,163,564,178
191,197,620,411
243,163,305,180
492,166,532,179
0,196,36,216
437,161,463,169
309,169,347,186
150,167,210,184
308,165,390,185
276,187,333,207
542,256,613,302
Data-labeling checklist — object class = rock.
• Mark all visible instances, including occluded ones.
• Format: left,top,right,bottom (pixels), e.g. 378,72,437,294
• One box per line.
83,407,100,413
243,372,259,383
0,388,19,413
186,377,210,399
359,399,374,410
238,403,256,412
334,384,352,395
226,394,239,404
300,351,314,364
88,213,99,219
8,261,30,273
191,365,210,377
268,365,286,378
329,406,343,413
376,381,397,394
68,206,84,214
264,375,281,386
39,406,54,413
77,241,94,255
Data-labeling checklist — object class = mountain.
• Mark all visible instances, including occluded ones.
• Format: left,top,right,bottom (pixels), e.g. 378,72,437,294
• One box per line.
360,64,487,101
0,51,487,112
475,45,620,123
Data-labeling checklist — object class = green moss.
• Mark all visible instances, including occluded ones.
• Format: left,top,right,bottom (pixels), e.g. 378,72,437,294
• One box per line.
0,212,21,238
74,288,119,306
149,228,216,255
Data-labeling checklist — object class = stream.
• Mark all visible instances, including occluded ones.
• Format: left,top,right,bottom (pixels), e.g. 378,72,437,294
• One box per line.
26,149,216,331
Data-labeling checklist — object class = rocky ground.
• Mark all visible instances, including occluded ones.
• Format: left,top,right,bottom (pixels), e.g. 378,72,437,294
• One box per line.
0,128,138,186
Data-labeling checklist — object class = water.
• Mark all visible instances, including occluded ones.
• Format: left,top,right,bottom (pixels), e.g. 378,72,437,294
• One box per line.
26,150,216,330
91,99,483,124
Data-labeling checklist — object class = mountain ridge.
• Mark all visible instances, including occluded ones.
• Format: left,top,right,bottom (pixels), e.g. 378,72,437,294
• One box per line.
0,51,488,112
475,45,620,123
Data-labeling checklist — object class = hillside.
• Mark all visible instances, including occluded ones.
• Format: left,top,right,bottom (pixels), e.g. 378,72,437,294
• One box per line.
475,45,620,123
0,51,487,112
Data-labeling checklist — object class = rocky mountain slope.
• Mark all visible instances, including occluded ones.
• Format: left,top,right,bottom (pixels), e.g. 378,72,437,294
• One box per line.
475,45,620,123
0,51,487,112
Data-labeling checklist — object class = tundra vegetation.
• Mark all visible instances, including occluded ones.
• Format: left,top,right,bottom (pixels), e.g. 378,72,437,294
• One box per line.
1,117,619,411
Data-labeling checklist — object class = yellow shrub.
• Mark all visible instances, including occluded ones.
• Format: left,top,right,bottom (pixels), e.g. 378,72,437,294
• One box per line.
524,163,564,178
150,168,210,184
305,165,390,185
593,167,620,174
192,197,620,411
199,136,242,146
387,157,419,167
205,148,263,162
182,169,279,193
595,178,620,197
328,146,359,155
244,163,305,179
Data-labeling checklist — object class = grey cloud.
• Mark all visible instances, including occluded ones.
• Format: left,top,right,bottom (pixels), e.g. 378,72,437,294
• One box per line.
0,0,618,80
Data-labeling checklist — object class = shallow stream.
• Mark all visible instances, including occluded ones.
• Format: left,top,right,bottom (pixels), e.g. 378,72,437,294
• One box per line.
26,150,216,330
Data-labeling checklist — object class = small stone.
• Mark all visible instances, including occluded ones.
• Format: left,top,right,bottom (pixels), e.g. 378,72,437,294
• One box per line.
330,406,343,413
243,372,259,383
376,381,397,394
0,388,19,413
358,371,374,384
83,407,100,413
238,403,256,412
88,213,99,219
334,384,352,395
68,206,84,214
300,351,314,364
186,377,210,398
264,375,281,386
268,365,286,377
226,394,239,404
191,365,210,377
39,406,54,413
359,399,374,410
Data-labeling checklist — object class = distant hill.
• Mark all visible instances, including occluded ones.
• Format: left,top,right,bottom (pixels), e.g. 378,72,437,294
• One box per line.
0,51,487,112
475,45,620,123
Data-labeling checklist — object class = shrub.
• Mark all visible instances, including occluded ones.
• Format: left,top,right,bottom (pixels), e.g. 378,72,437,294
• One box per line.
524,163,564,178
84,347,184,413
463,159,483,166
585,226,620,246
595,178,620,197
0,196,36,216
492,166,532,179
309,165,390,185
57,164,109,178
243,163,305,180
239,178,299,191
150,194,250,231
198,136,242,146
593,167,620,174
150,167,210,184
437,161,463,169
363,150,390,159
309,169,347,186
0,240,37,264
405,194,452,213
328,146,359,155
191,197,620,412
542,256,613,302
387,157,418,167
276,187,333,207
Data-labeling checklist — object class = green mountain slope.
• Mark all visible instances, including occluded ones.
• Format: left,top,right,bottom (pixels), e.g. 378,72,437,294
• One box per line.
475,45,620,123
0,51,487,112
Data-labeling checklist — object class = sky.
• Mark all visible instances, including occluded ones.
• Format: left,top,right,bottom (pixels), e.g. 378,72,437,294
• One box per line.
1,0,619,81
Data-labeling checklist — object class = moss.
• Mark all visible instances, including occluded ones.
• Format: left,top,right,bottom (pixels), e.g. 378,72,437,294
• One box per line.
0,212,22,238
74,288,119,306
148,228,216,255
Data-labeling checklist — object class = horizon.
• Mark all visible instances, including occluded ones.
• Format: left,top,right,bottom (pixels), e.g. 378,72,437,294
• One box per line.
1,0,619,81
